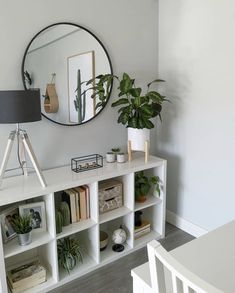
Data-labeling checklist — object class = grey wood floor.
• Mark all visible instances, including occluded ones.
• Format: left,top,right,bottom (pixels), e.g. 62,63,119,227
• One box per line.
50,223,194,293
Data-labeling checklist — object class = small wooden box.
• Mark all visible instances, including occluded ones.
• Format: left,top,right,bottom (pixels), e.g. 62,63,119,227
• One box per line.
99,180,123,213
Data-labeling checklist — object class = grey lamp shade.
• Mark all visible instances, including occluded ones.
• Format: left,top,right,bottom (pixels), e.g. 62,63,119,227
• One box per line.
0,90,41,123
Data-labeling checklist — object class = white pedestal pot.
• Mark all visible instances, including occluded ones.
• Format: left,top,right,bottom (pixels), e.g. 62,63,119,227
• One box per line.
127,128,150,151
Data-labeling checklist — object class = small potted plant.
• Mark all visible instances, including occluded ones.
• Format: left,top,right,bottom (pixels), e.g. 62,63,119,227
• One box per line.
57,237,83,274
11,214,32,246
135,171,161,202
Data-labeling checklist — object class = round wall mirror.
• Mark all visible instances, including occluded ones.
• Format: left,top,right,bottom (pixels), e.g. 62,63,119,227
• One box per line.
22,22,113,126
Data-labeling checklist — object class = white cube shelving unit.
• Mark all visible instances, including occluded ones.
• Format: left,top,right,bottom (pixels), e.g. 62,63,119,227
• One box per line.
0,155,166,293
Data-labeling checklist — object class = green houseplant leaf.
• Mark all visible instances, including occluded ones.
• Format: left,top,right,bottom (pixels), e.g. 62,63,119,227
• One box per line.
84,72,168,129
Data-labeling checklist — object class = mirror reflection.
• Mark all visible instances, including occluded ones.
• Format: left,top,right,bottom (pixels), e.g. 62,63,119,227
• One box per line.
22,23,112,125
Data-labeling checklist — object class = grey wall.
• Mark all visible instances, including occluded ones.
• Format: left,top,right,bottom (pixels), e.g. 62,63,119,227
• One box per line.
0,0,159,170
158,0,235,230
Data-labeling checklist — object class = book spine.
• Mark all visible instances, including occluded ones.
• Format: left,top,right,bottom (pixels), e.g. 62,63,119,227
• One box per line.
134,224,150,233
134,227,151,239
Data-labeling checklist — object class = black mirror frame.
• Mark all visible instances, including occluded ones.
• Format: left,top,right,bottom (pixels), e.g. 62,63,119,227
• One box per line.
21,22,113,127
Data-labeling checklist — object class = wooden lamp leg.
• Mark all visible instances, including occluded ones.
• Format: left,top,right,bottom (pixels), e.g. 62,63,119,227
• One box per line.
144,140,149,163
128,140,132,162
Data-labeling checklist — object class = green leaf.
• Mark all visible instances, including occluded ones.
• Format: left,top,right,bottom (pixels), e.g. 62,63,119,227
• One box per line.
122,72,131,80
133,96,142,107
95,102,103,110
142,119,154,129
147,79,165,88
118,105,132,114
152,103,162,117
111,98,129,107
118,112,129,125
146,91,163,103
129,88,141,97
128,117,138,128
141,104,154,116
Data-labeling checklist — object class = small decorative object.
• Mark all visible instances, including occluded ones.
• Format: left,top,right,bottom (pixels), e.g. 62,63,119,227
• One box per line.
0,206,19,243
43,73,59,113
60,202,71,226
19,201,46,232
100,231,109,251
57,237,83,274
111,147,121,160
134,219,151,239
117,153,126,163
7,259,46,292
135,171,161,202
135,211,143,227
112,225,127,252
106,152,116,163
11,214,32,246
56,210,63,234
99,180,123,213
71,154,103,173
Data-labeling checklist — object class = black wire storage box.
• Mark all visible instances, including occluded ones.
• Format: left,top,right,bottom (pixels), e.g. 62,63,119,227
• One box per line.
71,154,103,173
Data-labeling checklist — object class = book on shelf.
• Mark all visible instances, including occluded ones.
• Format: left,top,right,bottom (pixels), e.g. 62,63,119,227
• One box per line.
134,220,150,233
134,226,151,239
72,188,80,221
7,259,46,293
82,185,90,219
62,190,76,223
75,186,87,220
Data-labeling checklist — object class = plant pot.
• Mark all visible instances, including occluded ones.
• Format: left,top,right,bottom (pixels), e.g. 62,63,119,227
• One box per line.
17,230,32,246
100,231,109,251
128,128,150,151
135,195,147,203
117,153,126,163
106,152,116,163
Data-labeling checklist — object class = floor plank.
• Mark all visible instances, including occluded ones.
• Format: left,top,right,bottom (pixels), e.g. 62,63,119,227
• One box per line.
50,223,195,293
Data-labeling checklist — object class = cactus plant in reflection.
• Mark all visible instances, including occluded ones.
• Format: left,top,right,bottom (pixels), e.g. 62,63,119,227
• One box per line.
74,69,86,123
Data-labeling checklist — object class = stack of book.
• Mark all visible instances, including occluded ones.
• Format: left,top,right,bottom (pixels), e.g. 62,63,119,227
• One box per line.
7,259,46,293
134,220,151,239
62,185,90,223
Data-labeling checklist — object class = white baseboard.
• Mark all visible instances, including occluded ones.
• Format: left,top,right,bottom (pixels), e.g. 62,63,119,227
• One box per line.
166,210,208,238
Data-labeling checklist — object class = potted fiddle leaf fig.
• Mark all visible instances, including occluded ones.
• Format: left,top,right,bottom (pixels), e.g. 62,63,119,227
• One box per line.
135,171,161,202
11,214,32,246
86,73,167,152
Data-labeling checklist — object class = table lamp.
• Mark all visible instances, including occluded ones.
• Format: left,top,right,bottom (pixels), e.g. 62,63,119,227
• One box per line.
0,90,47,188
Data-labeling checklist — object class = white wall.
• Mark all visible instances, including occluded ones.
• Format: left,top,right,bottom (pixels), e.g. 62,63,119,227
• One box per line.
158,0,235,230
0,0,158,171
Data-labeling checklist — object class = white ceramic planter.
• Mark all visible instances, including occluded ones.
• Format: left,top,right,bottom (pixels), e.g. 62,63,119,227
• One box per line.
127,128,150,151
117,153,126,163
106,152,116,163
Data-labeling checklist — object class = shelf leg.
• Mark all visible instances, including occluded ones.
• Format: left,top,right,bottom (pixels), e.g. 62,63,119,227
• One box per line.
128,140,132,162
144,140,149,163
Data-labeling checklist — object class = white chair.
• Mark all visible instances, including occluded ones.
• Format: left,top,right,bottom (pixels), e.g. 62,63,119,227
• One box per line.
147,240,223,293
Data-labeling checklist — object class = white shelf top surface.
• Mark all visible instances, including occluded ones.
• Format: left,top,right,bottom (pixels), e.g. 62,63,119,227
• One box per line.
0,155,165,206
4,230,53,259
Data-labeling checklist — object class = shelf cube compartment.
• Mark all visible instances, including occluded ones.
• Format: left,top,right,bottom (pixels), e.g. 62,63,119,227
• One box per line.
134,205,163,248
57,225,99,282
5,241,58,293
99,213,133,264
98,173,134,223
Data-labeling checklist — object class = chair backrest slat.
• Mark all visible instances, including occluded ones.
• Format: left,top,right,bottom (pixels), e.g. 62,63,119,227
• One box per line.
172,273,182,293
147,240,224,293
